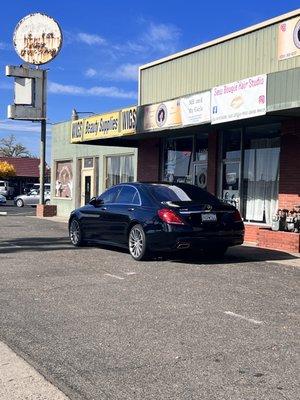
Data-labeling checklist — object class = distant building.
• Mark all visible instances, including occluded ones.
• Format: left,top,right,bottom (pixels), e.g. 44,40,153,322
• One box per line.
0,157,50,197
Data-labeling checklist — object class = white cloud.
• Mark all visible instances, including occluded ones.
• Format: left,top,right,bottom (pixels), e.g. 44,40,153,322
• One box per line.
85,68,97,78
0,42,10,50
77,32,106,46
85,63,139,82
143,22,181,53
0,119,51,134
48,81,137,99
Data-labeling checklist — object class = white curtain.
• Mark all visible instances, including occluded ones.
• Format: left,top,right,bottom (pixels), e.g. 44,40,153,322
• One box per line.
245,140,279,224
107,156,134,188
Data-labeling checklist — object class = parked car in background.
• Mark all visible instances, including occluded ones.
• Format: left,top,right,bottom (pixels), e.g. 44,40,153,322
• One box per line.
69,182,244,261
14,188,51,207
0,180,14,199
0,194,6,205
23,183,51,194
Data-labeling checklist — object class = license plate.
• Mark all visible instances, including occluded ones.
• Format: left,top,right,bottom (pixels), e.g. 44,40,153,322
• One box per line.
201,213,217,222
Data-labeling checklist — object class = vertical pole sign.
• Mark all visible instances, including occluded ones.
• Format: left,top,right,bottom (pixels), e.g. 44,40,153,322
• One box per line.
6,13,62,205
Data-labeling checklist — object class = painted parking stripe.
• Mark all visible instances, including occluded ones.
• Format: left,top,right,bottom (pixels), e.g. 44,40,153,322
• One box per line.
224,311,263,325
104,273,124,280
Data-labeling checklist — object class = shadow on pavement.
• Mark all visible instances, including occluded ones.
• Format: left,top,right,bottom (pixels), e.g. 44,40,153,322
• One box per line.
0,236,299,266
0,236,75,253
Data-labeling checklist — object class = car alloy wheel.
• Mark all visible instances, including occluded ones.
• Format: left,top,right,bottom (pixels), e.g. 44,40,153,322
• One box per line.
16,199,24,207
45,199,50,205
129,224,147,261
69,218,83,247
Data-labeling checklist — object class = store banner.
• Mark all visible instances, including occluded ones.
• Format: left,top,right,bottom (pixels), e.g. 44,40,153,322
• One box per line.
278,16,300,60
70,106,137,143
211,74,267,125
142,99,181,131
180,91,211,126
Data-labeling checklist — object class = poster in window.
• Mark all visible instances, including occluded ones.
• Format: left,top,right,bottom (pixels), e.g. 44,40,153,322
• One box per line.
278,17,300,60
55,161,73,198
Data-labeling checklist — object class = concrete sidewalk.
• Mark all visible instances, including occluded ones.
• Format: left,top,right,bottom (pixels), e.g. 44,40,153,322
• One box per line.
0,341,69,400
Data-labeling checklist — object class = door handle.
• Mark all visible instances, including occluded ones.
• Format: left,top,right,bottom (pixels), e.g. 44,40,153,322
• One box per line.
101,206,107,211
128,207,135,211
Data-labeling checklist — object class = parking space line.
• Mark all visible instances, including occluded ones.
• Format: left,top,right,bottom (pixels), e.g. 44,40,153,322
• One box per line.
104,273,124,280
125,272,137,275
224,311,263,325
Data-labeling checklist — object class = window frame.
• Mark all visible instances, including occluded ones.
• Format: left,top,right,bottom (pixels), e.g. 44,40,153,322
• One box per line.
114,185,142,206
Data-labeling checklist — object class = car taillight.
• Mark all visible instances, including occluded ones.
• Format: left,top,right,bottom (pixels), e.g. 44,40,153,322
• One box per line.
233,209,242,222
158,208,186,225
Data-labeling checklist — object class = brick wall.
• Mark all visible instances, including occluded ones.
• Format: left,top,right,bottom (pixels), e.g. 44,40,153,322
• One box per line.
137,138,160,182
207,130,218,195
36,205,57,217
244,224,259,244
279,118,300,210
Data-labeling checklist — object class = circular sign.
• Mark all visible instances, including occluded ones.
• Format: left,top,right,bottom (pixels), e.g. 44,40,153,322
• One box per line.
293,19,300,49
13,13,62,65
156,104,167,127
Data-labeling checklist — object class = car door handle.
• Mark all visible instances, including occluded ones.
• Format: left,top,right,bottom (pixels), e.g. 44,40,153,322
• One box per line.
128,207,135,211
101,206,107,211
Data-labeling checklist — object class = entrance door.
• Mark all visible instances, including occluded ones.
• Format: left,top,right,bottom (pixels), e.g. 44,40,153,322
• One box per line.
81,170,94,206
84,176,91,204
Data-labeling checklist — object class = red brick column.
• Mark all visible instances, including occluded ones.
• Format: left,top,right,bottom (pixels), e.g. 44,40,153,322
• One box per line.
278,118,300,210
137,138,161,182
36,205,57,217
207,130,218,195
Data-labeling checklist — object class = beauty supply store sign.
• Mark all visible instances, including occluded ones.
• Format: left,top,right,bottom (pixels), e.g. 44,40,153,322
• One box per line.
278,16,300,60
71,106,137,143
211,74,267,125
139,92,211,132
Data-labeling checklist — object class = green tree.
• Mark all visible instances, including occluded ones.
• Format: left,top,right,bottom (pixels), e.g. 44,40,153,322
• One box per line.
0,134,33,157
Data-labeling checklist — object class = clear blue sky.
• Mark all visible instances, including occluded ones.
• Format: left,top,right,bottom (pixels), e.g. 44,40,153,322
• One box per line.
0,0,299,162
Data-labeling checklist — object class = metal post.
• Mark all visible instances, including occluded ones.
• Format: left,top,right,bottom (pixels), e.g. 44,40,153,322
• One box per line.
39,119,46,204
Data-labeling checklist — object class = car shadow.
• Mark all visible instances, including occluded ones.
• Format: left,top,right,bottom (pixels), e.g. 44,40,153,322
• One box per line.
0,236,76,254
164,245,299,265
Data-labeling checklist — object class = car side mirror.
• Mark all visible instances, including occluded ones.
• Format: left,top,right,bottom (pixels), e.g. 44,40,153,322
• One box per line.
89,197,103,207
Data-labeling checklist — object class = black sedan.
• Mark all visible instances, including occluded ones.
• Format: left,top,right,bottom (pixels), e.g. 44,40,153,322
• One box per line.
69,182,244,261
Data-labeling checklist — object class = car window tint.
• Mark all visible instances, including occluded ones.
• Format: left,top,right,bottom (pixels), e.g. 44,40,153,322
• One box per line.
132,191,140,205
148,184,220,205
99,187,120,204
116,186,139,205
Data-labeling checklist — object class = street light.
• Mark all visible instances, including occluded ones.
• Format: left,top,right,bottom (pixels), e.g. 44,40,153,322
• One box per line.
71,109,95,121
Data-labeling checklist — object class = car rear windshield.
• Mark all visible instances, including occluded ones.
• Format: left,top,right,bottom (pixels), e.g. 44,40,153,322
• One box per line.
147,184,221,205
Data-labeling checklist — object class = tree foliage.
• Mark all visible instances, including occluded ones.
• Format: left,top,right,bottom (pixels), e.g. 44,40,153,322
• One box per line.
0,161,16,179
0,134,32,157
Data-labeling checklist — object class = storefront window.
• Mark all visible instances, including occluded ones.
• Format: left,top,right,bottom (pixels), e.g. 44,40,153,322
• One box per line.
106,155,134,188
242,125,280,224
221,124,280,224
163,137,193,183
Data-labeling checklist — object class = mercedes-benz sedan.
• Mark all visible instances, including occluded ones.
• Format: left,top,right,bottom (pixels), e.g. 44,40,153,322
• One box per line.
69,182,244,261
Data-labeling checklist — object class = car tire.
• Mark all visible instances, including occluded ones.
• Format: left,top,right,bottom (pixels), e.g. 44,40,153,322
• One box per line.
45,199,50,205
128,224,149,261
69,218,85,247
16,199,24,208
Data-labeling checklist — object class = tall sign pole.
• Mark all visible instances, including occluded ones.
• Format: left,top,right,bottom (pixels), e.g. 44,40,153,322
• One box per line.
6,13,62,206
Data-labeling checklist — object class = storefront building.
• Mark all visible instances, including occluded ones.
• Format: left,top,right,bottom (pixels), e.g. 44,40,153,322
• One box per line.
63,10,300,253
51,106,137,216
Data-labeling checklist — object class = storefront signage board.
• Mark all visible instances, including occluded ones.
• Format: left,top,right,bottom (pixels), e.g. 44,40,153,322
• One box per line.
211,74,267,125
142,99,181,131
180,91,211,126
70,106,137,143
278,16,300,60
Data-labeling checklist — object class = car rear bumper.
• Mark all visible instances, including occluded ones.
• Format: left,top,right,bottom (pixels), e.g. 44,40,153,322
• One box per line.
146,230,244,252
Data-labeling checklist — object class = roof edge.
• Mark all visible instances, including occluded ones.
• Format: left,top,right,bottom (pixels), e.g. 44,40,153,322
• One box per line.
140,9,300,70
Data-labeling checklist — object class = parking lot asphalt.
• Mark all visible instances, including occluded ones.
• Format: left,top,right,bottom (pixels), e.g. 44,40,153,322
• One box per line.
0,212,299,400
0,200,36,216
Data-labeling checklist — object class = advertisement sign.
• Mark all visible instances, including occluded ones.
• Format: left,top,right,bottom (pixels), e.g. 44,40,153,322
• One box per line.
181,91,211,126
211,74,267,125
70,106,137,143
13,13,63,65
278,16,300,61
55,161,73,198
142,99,181,131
